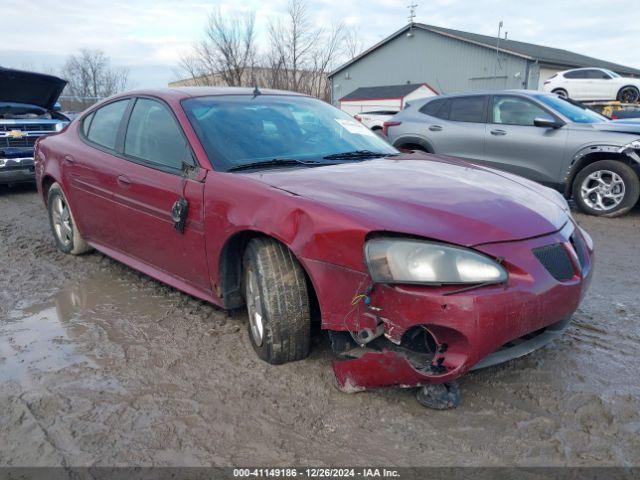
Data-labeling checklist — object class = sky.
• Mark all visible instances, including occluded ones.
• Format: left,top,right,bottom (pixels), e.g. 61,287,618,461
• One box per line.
1,0,639,89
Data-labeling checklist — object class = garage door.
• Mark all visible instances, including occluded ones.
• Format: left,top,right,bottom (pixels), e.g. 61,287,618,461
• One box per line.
538,67,561,90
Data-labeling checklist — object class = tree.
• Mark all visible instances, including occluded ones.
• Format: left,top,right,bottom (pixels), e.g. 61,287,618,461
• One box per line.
180,8,256,87
266,0,345,100
61,49,128,103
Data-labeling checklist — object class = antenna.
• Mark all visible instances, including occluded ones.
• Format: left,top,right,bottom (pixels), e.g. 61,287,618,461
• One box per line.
406,2,418,37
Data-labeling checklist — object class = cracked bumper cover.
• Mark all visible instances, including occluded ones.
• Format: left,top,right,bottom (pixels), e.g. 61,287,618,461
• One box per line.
308,222,593,391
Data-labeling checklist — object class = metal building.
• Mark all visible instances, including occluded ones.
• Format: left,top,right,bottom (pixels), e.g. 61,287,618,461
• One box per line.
329,23,640,105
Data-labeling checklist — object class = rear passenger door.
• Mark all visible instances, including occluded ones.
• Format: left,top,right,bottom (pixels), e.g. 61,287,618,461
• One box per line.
420,95,488,161
483,95,567,186
113,97,211,293
70,98,132,249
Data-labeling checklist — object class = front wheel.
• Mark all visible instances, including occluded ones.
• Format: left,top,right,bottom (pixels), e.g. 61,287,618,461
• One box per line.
572,160,640,217
47,182,92,254
243,237,311,364
617,86,640,104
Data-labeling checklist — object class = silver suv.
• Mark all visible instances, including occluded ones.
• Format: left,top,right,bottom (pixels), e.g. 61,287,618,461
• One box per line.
385,90,640,217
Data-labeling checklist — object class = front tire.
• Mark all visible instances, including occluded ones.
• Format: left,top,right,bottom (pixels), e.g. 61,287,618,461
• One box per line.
243,237,311,364
617,86,640,104
47,182,92,254
572,160,640,217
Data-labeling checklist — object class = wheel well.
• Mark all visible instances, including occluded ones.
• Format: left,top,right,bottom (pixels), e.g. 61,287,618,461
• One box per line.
567,152,639,196
218,231,320,321
395,142,433,153
619,84,639,93
41,175,56,205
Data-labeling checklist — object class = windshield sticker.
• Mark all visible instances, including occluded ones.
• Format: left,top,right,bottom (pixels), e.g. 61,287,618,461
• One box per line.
335,118,376,137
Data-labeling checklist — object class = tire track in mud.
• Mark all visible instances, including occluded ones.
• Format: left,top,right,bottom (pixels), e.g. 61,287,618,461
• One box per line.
1,184,639,466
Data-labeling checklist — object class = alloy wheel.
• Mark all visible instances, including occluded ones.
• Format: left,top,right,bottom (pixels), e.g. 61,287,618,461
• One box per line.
245,268,265,346
51,196,73,247
580,170,626,212
620,87,639,104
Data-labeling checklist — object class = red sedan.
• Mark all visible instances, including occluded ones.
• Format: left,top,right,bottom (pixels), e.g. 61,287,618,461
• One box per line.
35,87,593,409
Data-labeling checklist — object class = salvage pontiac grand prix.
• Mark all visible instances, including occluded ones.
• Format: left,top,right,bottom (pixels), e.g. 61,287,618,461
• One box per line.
35,87,594,409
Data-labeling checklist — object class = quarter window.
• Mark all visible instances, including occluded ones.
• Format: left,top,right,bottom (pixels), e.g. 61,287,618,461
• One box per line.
86,100,129,150
124,98,188,171
419,99,448,118
448,96,486,123
492,96,553,126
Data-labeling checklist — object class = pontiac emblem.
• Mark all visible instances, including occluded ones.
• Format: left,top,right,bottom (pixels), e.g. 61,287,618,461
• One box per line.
8,130,26,139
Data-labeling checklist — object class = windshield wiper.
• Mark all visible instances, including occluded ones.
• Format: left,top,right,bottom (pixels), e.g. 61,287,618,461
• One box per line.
322,150,399,160
228,158,321,172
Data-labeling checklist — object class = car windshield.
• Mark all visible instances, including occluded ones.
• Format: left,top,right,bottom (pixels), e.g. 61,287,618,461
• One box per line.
604,69,621,78
536,94,608,124
182,95,398,171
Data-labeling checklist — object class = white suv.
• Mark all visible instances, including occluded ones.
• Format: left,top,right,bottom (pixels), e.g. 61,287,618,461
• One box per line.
542,68,640,103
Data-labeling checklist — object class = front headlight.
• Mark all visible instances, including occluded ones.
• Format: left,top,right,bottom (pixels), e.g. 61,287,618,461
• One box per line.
365,238,508,285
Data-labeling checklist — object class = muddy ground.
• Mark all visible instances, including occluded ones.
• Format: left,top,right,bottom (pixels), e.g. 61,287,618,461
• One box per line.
0,183,639,467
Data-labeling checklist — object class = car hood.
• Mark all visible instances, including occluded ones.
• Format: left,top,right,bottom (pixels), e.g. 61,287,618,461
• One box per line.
587,122,640,135
245,155,569,246
0,68,67,110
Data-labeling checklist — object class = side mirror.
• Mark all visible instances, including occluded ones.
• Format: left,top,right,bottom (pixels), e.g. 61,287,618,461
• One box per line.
534,117,564,129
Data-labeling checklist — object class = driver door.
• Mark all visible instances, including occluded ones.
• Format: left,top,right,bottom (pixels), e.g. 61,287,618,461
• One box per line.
483,95,568,186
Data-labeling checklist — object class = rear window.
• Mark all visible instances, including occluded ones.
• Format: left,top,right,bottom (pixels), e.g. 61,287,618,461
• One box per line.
86,100,129,150
449,96,486,123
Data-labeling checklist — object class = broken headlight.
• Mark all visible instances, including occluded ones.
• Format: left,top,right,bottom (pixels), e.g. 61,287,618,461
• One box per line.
365,238,508,285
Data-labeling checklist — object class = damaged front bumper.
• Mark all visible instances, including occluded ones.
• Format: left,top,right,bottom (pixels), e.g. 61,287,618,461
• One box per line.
308,222,593,392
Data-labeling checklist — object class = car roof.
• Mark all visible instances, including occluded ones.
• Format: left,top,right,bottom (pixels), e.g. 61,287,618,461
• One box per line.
108,86,309,102
422,89,550,99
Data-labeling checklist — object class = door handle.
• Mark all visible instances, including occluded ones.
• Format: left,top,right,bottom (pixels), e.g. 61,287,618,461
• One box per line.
490,129,507,136
117,175,132,187
429,125,443,132
63,155,75,164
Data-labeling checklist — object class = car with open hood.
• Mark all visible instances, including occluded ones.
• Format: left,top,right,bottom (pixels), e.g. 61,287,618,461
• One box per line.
35,87,593,409
0,68,69,184
385,90,640,217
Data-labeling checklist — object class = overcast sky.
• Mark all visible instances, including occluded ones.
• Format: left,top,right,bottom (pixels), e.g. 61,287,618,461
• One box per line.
2,0,639,88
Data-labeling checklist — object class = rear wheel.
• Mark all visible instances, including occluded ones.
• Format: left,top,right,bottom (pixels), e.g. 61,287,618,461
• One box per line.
617,86,639,104
243,237,311,364
572,160,640,217
552,88,568,98
47,182,92,254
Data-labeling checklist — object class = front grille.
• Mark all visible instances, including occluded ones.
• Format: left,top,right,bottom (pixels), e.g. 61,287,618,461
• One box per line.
0,124,56,132
532,243,575,281
2,136,38,148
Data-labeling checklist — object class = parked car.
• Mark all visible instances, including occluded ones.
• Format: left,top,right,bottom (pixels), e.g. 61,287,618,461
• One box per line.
542,68,640,103
385,90,640,217
611,108,640,121
36,87,593,409
354,110,398,133
0,68,69,184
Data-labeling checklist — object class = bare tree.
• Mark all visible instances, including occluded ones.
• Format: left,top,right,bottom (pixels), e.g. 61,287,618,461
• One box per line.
61,49,128,105
266,0,345,100
343,27,364,60
180,8,256,87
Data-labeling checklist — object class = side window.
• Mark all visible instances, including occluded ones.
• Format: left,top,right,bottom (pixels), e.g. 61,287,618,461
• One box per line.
86,100,129,150
449,96,486,123
564,70,588,79
124,98,188,171
81,112,94,137
419,99,447,118
492,96,553,126
587,69,610,79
